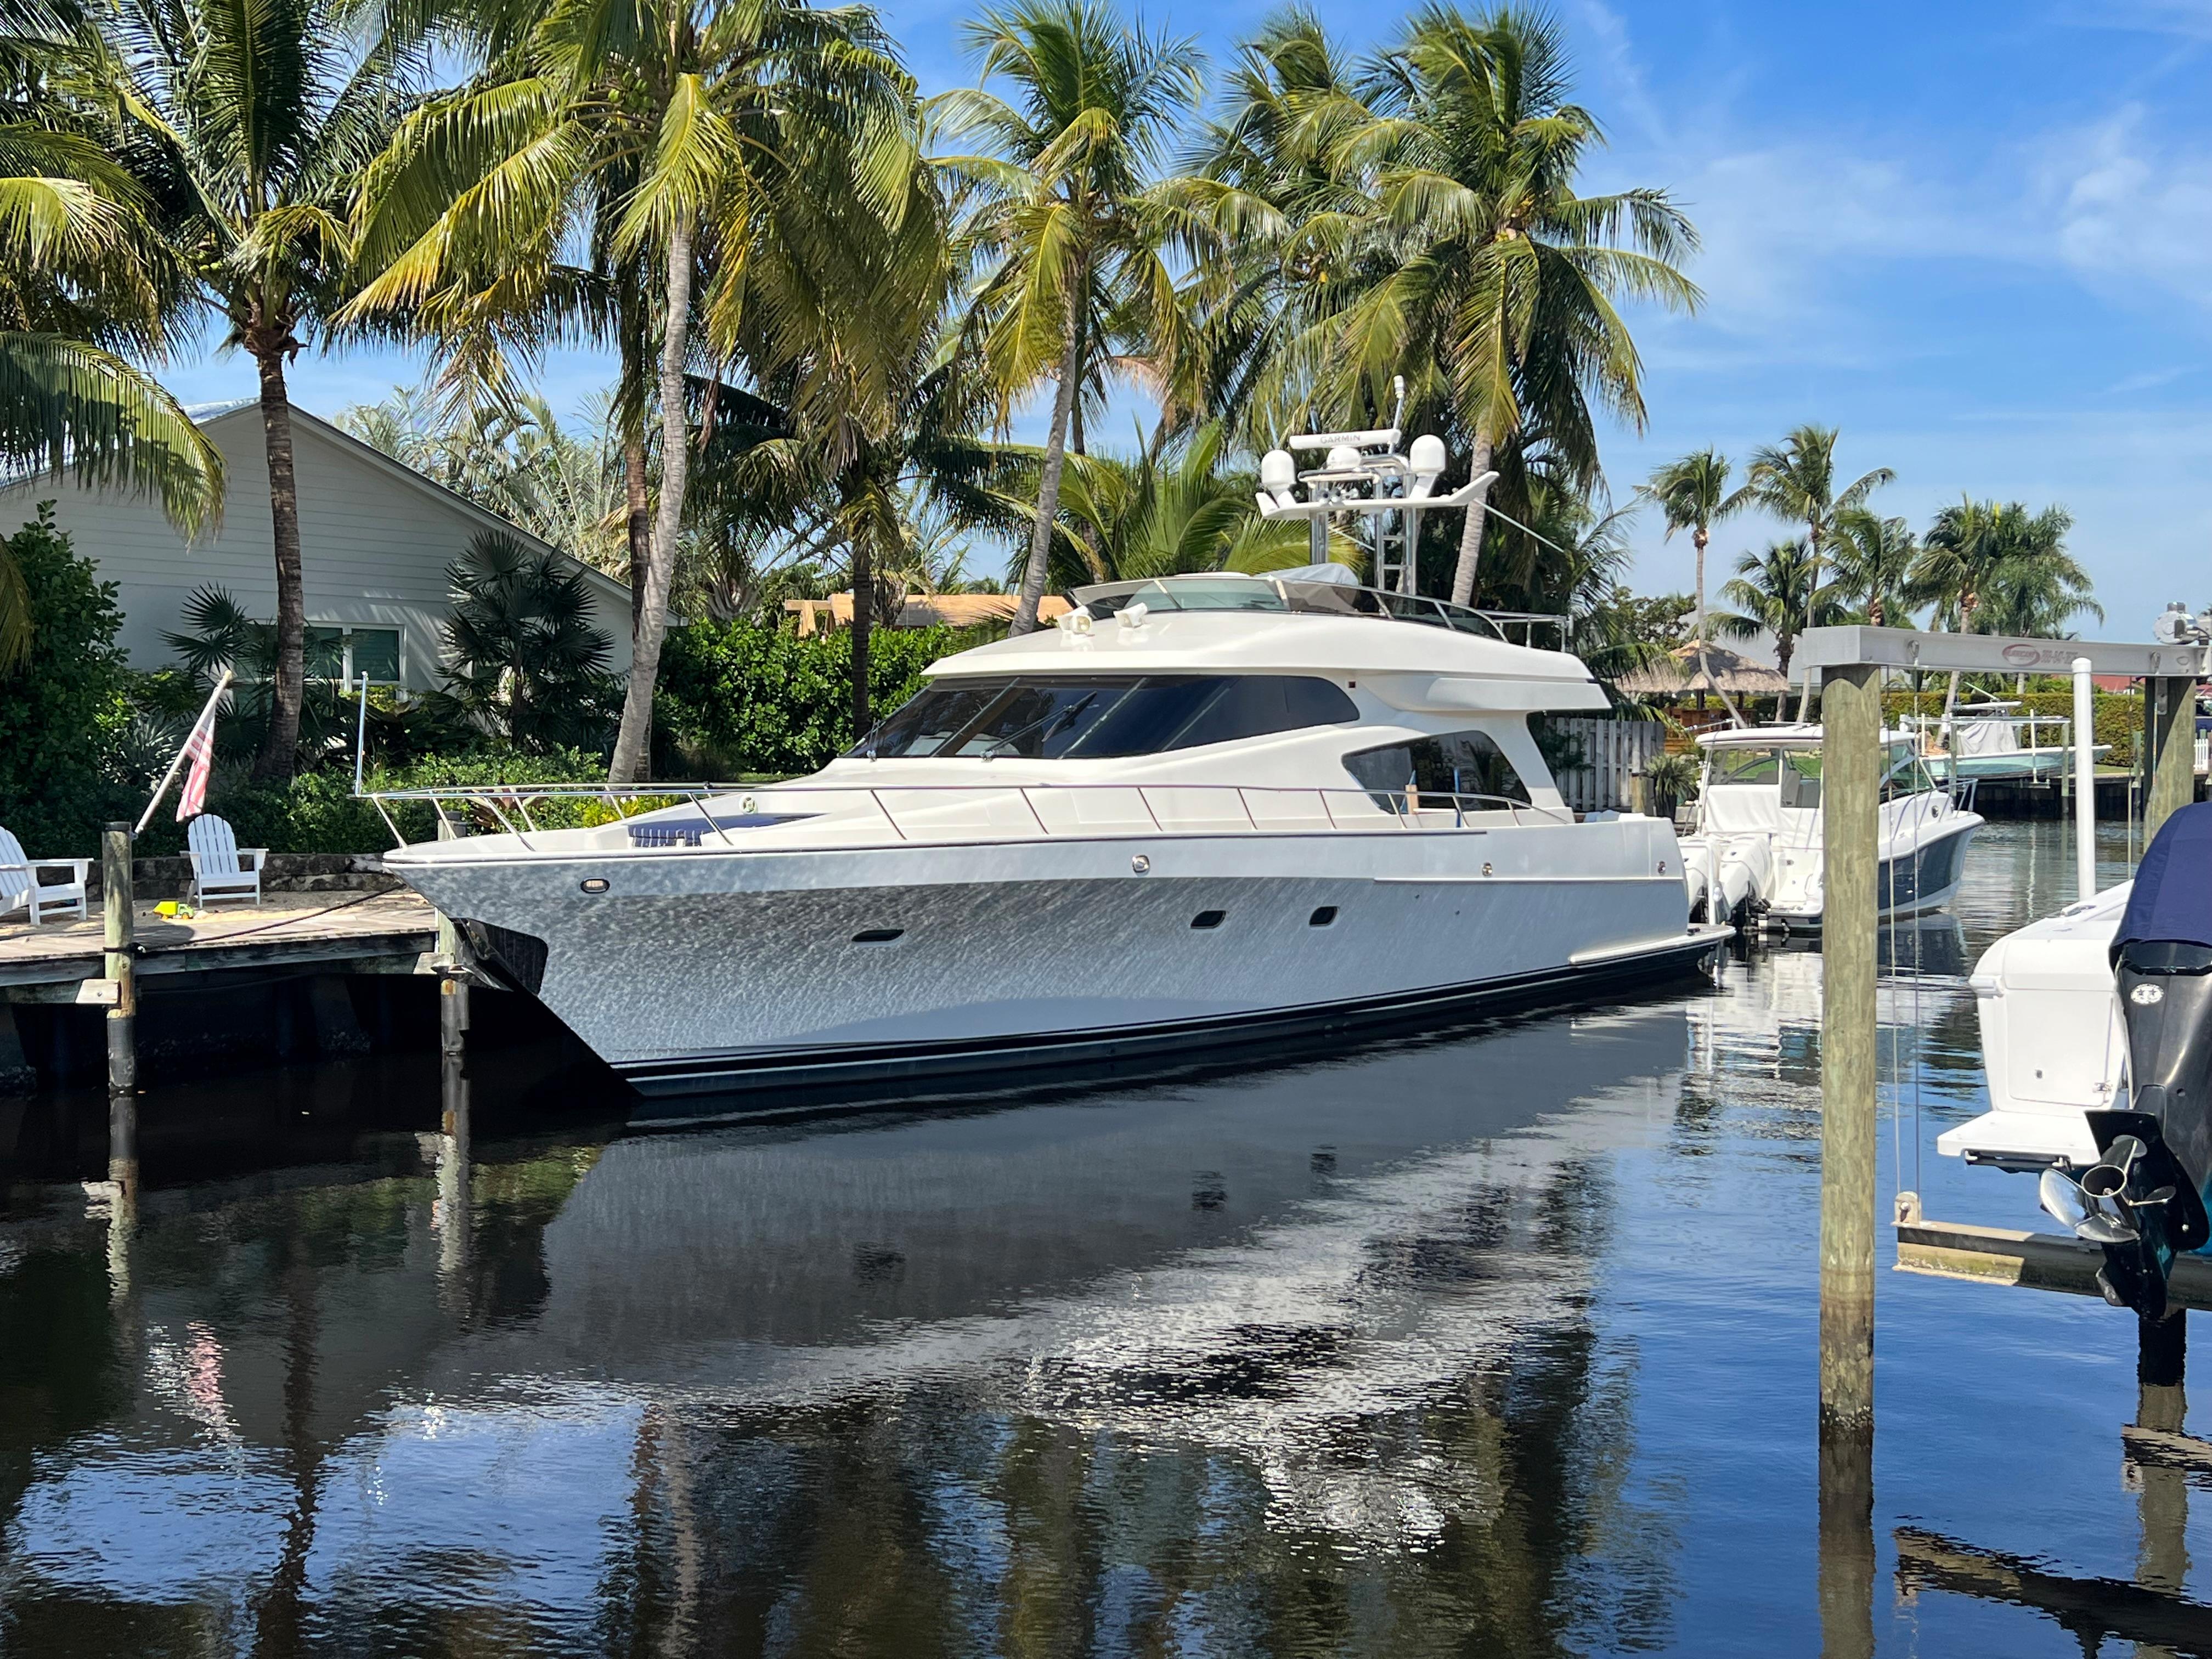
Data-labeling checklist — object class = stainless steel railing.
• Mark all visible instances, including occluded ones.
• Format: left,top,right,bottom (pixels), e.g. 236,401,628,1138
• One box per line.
362,781,1579,853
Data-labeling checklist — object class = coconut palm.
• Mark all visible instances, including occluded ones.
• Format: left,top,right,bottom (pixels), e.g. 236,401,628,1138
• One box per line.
1976,505,2098,638
1908,498,2097,720
1826,509,1918,628
1175,9,1370,444
1639,448,1744,725
0,60,223,669
80,0,409,775
1727,424,1890,714
1051,419,1320,588
1316,5,1700,607
932,0,1207,635
347,0,917,780
1713,538,1840,692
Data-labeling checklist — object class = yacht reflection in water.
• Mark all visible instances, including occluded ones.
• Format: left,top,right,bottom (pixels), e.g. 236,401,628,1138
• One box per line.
2,1003,1695,1656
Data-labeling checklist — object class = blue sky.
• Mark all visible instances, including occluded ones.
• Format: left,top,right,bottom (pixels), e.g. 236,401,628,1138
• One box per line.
163,0,2212,633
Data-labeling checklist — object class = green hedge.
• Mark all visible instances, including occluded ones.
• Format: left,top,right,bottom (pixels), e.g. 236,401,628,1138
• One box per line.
0,507,143,856
137,750,616,857
655,621,996,776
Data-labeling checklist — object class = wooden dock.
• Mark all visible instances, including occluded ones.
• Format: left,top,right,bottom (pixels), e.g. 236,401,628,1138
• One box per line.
0,893,439,1000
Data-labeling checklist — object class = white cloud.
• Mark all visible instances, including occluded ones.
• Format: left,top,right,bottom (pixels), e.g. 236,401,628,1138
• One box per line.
2034,104,2212,308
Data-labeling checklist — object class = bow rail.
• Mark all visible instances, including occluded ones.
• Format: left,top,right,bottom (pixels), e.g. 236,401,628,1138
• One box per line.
360,781,1582,854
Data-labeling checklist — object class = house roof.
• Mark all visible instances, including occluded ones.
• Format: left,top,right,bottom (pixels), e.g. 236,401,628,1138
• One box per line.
1615,641,1793,696
187,398,635,612
785,592,1071,634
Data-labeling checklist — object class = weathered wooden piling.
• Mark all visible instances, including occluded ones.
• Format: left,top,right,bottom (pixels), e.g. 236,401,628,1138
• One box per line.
433,816,471,1141
1819,663,1881,1438
2145,675,2196,842
101,822,137,1194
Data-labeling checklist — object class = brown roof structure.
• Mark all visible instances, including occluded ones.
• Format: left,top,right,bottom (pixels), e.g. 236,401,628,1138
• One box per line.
1613,640,1792,697
785,592,1071,635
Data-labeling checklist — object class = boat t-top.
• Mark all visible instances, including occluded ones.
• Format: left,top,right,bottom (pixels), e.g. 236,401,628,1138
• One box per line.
1678,724,1984,930
376,414,1730,1099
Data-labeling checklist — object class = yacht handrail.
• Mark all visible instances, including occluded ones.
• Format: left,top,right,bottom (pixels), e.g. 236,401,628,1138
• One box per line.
363,781,1584,853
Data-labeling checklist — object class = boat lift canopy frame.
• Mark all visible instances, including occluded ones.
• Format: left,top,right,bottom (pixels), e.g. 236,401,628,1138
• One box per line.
1801,625,2205,1438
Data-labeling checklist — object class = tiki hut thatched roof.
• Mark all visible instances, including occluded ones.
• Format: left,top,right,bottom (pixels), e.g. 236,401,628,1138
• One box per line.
1613,641,1792,698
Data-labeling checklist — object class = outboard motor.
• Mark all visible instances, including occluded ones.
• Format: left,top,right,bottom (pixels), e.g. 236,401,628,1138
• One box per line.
2041,804,2212,1318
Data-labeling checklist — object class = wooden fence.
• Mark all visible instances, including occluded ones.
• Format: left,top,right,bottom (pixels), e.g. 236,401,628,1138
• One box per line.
1548,718,1667,812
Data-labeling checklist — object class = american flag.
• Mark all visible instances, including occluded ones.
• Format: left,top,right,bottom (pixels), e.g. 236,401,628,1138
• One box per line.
176,699,220,821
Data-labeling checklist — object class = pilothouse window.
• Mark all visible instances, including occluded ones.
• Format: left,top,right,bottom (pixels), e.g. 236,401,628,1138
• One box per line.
853,675,1357,759
1344,730,1531,806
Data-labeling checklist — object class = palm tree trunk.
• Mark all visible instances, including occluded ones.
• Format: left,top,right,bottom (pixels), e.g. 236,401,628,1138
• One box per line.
624,433,650,645
1012,262,1086,637
850,521,872,735
1447,431,1497,608
610,214,695,785
251,347,306,781
1693,526,1744,728
1795,520,1821,721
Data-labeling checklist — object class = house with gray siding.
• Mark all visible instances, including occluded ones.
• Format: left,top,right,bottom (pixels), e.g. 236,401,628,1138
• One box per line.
0,398,634,691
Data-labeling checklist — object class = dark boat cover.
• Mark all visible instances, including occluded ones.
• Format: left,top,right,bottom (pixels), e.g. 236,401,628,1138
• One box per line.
2118,802,2212,952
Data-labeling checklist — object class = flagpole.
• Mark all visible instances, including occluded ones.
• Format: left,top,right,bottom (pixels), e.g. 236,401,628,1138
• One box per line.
352,672,370,796
134,668,234,837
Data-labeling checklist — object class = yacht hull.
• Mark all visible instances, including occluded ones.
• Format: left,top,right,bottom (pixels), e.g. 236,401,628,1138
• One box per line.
390,825,1723,1100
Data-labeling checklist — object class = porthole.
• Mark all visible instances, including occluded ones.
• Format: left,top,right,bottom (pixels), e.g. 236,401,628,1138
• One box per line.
1308,906,1338,927
852,928,905,944
1190,910,1227,930
579,878,610,894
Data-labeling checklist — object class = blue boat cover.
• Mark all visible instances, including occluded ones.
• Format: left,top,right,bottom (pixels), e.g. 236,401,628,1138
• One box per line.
2118,802,2212,951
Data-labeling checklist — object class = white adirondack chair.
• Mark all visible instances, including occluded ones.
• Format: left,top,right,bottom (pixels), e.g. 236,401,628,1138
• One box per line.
186,814,266,909
0,827,90,924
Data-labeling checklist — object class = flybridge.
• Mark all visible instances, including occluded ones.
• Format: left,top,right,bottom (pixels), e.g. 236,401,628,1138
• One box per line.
1067,571,1566,647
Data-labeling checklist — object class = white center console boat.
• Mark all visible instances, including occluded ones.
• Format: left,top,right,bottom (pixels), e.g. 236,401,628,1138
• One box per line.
1915,701,2108,785
379,572,1729,1098
1678,725,1983,930
1944,805,2212,1320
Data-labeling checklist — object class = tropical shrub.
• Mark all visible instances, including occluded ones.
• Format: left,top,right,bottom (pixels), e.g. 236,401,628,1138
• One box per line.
134,748,614,856
440,531,622,752
656,622,994,776
0,507,140,854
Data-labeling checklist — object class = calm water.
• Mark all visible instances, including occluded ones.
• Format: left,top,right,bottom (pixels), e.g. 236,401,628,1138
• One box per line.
3,816,2207,1656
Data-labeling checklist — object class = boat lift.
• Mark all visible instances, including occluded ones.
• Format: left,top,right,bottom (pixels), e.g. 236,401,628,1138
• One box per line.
1795,624,2206,1413
1792,622,2210,1654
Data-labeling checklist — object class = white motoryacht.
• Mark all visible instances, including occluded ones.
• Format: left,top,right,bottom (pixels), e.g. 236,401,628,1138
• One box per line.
377,571,1728,1098
1678,725,1984,930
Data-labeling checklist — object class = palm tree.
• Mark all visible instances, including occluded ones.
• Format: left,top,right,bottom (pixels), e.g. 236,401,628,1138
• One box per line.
440,530,619,751
347,0,916,781
1976,505,2098,638
0,48,224,669
1175,9,1371,447
1728,424,1891,716
932,0,1207,635
1052,419,1318,586
1826,509,1917,628
85,0,406,776
1713,538,1838,692
1639,448,1743,726
1318,5,1700,607
1909,498,2097,721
